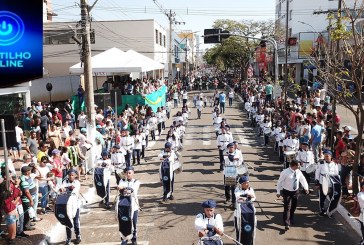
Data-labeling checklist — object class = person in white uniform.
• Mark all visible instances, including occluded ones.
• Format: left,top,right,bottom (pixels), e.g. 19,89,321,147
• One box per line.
217,127,233,171
314,150,339,216
117,166,140,245
296,142,315,183
354,181,364,245
195,200,224,245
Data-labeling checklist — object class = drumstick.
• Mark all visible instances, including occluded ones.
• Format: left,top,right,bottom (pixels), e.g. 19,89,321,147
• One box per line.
79,193,88,203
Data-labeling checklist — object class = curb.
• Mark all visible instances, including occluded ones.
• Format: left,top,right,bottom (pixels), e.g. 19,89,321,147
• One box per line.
336,204,362,237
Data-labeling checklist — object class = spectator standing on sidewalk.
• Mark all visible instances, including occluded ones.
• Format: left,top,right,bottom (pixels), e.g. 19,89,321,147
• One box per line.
219,91,226,114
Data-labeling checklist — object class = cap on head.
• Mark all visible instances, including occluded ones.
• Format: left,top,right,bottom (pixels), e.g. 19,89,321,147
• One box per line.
124,166,134,173
239,175,249,184
201,199,216,208
81,128,87,133
112,145,120,149
165,142,172,149
101,150,108,157
227,143,234,148
52,149,60,155
323,149,332,156
67,169,78,175
344,126,352,131
301,142,309,146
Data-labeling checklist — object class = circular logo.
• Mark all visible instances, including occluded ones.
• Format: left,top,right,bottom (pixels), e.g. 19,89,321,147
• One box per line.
121,216,129,221
58,213,65,219
244,224,252,232
163,176,169,181
0,11,25,46
97,182,103,187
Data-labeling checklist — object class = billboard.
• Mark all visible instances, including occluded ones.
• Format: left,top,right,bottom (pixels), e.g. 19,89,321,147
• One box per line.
0,0,43,88
298,32,329,59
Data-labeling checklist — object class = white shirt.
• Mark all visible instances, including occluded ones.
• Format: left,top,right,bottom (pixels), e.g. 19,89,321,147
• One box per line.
110,151,126,165
119,136,134,152
357,192,364,222
296,150,314,171
228,91,234,98
61,179,81,197
77,114,87,128
277,167,309,194
182,92,188,100
15,126,23,143
217,133,233,150
196,100,204,111
195,212,224,238
38,166,50,187
234,186,256,217
283,137,299,152
315,161,339,184
118,178,140,212
133,134,143,150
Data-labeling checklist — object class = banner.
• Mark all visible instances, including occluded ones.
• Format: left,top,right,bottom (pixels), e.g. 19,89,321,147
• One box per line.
0,0,43,87
298,32,329,59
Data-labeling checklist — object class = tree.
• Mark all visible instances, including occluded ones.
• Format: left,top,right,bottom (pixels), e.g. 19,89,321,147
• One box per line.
203,19,280,79
311,0,364,194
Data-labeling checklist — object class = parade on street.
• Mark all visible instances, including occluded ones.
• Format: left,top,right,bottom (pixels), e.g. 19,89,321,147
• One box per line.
1,0,364,245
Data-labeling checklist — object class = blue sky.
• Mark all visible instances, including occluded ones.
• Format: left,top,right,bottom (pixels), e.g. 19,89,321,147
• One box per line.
52,0,275,38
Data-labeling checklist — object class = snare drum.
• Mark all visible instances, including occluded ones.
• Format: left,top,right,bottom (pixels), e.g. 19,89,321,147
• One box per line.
224,165,237,186
284,151,296,163
237,165,248,177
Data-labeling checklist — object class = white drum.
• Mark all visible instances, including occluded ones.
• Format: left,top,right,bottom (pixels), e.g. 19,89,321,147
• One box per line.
224,165,237,186
172,160,183,174
237,165,248,177
322,175,330,196
306,164,317,174
284,151,296,163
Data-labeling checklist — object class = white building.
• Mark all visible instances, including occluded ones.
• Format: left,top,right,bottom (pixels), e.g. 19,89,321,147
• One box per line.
33,19,168,102
275,0,359,83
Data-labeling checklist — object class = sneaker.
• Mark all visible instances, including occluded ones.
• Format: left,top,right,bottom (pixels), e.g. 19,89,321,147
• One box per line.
74,236,82,244
285,225,290,230
33,217,43,222
65,240,71,245
41,208,46,214
105,204,111,210
17,232,30,238
45,206,53,211
161,198,167,204
169,195,174,200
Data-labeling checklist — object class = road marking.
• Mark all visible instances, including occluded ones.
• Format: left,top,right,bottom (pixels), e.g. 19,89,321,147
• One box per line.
203,126,212,145
81,242,149,245
82,223,154,229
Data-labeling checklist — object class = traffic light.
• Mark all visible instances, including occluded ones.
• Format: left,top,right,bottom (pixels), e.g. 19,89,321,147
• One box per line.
204,29,231,44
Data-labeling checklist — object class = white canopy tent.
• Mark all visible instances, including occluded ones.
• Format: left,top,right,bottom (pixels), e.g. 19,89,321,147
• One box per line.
69,47,164,74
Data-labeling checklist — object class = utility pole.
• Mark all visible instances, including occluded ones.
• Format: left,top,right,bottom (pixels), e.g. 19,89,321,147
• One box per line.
283,0,289,106
167,10,174,85
80,0,96,172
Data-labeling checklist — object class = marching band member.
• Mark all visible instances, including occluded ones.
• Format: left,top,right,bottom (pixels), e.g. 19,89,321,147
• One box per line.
213,112,223,137
283,131,299,169
177,120,186,145
139,126,147,160
132,130,143,165
148,113,158,141
277,160,309,230
315,150,339,216
296,142,314,183
217,127,233,171
273,121,282,152
278,126,287,163
255,111,264,135
110,145,126,185
196,97,204,119
195,200,224,244
117,166,141,245
158,142,178,203
59,169,81,245
224,143,242,208
119,129,134,166
262,117,272,146
95,151,112,209
161,106,167,130
354,181,364,245
234,175,256,242
156,107,164,136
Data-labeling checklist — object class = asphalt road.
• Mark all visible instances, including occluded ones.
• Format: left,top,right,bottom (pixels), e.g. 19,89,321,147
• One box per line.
45,90,360,245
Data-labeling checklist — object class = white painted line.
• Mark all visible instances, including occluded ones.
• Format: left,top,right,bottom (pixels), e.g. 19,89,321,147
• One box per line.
138,193,159,197
81,242,149,245
202,140,211,146
82,223,154,229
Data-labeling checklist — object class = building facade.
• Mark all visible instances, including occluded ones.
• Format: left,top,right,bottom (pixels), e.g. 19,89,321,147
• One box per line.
275,0,359,83
32,19,168,102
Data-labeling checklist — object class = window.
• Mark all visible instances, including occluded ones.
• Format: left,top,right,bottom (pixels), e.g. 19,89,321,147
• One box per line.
43,30,76,45
163,35,166,47
159,32,162,46
155,29,158,44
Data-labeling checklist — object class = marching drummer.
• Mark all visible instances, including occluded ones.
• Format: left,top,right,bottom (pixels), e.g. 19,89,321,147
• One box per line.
158,142,178,203
195,200,224,244
223,143,242,208
354,181,364,245
314,150,339,216
296,142,315,183
59,169,81,245
283,132,299,169
234,175,256,242
110,145,126,185
217,127,234,171
96,150,112,209
117,166,140,245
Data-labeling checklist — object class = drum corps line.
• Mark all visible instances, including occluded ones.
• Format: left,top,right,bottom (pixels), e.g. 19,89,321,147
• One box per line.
51,87,346,245
53,102,188,245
